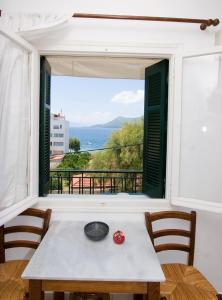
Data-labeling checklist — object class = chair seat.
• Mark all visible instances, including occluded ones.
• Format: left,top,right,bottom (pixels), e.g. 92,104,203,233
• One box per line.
0,260,29,292
161,263,217,300
0,279,26,300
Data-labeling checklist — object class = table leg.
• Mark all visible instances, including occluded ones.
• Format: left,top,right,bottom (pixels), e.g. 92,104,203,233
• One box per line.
147,282,160,300
29,280,42,300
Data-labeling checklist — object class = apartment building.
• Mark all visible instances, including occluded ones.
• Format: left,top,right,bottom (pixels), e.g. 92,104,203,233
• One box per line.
50,113,69,155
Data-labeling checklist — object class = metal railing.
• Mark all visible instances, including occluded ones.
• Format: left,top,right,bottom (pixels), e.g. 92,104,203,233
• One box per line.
50,170,143,194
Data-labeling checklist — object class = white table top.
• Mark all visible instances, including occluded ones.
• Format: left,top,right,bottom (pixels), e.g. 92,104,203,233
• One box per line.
22,219,165,282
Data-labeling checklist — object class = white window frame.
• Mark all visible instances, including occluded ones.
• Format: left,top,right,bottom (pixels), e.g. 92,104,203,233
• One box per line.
171,46,222,213
38,45,222,213
0,26,39,225
35,42,181,212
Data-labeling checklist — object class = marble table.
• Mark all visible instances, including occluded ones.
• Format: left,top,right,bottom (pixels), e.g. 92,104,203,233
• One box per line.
22,219,165,300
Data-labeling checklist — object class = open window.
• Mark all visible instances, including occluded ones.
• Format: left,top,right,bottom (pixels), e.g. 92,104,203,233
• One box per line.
0,26,38,225
1,23,222,215
39,56,169,198
171,47,222,212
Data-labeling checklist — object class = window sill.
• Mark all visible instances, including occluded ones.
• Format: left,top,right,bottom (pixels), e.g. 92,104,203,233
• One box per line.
36,193,171,213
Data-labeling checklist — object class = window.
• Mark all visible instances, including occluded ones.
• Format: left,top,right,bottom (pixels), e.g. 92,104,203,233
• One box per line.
54,133,64,138
53,142,64,146
53,125,59,129
39,57,168,198
171,51,222,211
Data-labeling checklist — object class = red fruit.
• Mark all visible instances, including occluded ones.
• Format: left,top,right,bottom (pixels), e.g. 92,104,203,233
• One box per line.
113,230,125,244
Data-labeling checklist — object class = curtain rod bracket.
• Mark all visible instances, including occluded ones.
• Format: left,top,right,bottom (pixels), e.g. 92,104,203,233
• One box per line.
200,18,220,30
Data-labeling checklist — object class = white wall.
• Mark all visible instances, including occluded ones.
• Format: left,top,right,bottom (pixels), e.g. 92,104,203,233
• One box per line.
28,21,215,53
1,0,222,18
1,0,222,52
194,210,222,293
216,29,222,45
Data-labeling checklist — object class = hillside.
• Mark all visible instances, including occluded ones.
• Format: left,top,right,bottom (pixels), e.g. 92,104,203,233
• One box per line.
91,116,142,128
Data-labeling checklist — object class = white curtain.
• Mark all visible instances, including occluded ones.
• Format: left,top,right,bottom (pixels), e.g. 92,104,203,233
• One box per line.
0,33,30,210
0,12,70,38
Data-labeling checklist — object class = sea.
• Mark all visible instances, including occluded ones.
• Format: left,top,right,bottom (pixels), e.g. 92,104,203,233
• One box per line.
69,127,118,152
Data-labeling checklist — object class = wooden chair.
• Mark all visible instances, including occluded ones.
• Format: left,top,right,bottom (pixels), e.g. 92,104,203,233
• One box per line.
0,279,28,300
0,207,52,300
145,211,218,300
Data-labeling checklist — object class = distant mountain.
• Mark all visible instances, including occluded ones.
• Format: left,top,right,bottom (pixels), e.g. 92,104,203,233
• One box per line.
91,116,142,128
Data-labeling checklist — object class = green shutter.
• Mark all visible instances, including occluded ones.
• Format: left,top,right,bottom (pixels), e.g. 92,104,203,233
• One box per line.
39,57,51,196
143,59,168,198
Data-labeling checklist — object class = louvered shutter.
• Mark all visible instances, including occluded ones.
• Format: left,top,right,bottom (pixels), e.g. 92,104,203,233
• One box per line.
39,57,51,196
143,59,168,198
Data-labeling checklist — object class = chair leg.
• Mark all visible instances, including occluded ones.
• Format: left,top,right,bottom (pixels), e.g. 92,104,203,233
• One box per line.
100,294,110,300
133,295,144,300
54,292,65,300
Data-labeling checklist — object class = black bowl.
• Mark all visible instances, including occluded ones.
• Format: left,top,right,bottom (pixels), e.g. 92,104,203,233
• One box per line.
84,221,109,241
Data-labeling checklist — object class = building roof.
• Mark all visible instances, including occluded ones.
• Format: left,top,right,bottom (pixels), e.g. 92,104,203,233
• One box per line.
50,154,64,162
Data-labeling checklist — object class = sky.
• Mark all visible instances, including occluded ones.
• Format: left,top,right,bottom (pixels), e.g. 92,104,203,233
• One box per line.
51,76,144,127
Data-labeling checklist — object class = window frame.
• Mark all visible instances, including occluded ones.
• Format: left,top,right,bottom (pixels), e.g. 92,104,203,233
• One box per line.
36,43,179,209
1,27,221,221
31,44,222,213
170,46,222,213
0,25,39,225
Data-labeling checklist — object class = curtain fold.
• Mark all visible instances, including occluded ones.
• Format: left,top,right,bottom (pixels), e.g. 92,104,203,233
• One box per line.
0,12,70,38
0,33,30,210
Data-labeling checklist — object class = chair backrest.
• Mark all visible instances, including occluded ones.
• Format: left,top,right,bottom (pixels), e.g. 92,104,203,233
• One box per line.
145,210,196,266
0,208,52,263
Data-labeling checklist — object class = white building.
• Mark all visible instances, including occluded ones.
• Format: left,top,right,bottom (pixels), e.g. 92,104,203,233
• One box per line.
50,113,69,155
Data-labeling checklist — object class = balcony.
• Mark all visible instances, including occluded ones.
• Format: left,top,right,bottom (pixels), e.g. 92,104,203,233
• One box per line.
50,170,143,194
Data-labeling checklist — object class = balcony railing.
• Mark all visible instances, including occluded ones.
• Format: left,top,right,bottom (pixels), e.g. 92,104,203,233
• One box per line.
50,170,143,194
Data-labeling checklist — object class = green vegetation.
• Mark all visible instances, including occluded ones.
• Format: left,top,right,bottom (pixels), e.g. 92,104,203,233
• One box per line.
50,152,91,192
90,119,143,170
69,137,80,152
58,152,91,169
51,121,143,192
55,119,143,171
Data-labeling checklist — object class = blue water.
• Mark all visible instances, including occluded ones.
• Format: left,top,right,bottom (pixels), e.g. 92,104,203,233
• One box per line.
69,127,118,151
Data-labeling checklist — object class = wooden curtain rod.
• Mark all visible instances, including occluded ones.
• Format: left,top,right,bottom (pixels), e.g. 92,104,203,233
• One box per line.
73,13,220,30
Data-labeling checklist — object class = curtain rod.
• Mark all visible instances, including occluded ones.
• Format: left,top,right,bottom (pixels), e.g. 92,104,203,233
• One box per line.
73,13,220,30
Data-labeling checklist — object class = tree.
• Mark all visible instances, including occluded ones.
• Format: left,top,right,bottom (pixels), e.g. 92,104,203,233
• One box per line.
69,137,80,152
90,119,143,170
57,152,91,170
